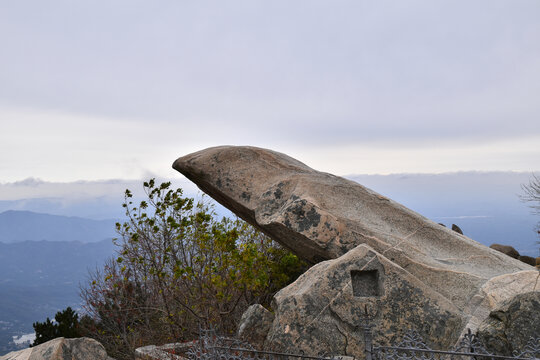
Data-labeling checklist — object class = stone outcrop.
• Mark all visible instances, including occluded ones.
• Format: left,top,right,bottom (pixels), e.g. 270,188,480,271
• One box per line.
173,146,538,357
490,243,538,266
460,269,539,334
477,291,540,356
451,224,463,234
266,244,463,356
490,244,520,259
0,337,112,360
237,304,274,349
518,255,536,266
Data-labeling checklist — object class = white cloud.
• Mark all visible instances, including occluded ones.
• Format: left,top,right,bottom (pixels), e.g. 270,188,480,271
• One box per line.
0,1,539,181
1,105,539,182
283,135,540,175
0,176,199,201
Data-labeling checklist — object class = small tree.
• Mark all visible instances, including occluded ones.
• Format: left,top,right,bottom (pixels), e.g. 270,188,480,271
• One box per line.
521,173,540,254
31,307,81,346
55,307,81,339
521,173,540,215
80,179,308,359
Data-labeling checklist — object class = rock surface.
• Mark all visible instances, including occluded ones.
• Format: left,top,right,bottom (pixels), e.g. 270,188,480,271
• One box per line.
461,270,540,334
477,291,540,356
518,255,537,266
489,243,538,266
173,146,537,354
0,337,111,360
490,244,520,259
265,244,463,357
173,146,531,294
451,224,463,234
237,304,274,349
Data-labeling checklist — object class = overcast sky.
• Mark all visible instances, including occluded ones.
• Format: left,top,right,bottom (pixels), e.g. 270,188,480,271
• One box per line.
1,1,539,183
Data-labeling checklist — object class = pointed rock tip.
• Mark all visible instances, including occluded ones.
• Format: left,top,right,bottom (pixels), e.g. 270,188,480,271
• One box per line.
172,145,313,176
172,145,230,173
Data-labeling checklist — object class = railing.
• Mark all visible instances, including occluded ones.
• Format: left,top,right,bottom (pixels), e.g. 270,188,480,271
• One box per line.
187,324,539,360
187,328,348,360
360,316,539,360
367,329,539,360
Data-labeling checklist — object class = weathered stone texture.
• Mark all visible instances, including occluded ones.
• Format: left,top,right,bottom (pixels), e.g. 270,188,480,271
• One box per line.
477,291,540,356
490,244,520,259
0,337,111,360
451,224,463,234
237,304,274,349
461,270,540,334
518,255,537,266
265,245,463,357
173,146,532,300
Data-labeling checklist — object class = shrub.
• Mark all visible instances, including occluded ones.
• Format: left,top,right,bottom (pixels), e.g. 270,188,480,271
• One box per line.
80,179,308,359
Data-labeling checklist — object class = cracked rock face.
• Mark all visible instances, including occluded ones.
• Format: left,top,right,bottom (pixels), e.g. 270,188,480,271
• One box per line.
173,146,538,356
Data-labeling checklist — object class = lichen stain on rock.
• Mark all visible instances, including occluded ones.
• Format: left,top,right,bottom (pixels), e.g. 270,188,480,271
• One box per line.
241,191,251,202
382,284,462,347
285,200,321,233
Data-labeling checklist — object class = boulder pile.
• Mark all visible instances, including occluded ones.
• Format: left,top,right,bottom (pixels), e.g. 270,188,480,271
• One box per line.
173,146,539,358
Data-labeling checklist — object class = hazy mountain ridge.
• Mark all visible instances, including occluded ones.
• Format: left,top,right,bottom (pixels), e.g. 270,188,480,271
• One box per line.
0,239,116,285
0,239,116,355
0,210,118,243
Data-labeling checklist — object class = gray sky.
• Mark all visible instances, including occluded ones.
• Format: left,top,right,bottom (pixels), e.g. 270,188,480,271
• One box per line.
1,0,539,182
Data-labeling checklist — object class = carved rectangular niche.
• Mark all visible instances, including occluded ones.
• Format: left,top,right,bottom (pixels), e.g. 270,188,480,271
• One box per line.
351,269,381,297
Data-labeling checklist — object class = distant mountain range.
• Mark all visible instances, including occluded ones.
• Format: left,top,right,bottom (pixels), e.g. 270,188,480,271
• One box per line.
0,210,117,243
0,210,118,355
0,239,116,285
0,239,116,355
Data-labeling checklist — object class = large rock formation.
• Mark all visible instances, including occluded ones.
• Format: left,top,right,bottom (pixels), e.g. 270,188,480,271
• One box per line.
477,291,540,356
173,146,538,357
266,244,464,355
0,337,112,360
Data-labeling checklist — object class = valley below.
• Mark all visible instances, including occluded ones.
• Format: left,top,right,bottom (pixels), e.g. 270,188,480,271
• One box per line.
0,239,115,355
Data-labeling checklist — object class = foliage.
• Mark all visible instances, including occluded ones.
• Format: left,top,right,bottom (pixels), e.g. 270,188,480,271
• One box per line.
521,173,540,216
521,173,540,234
80,179,308,360
521,173,540,258
31,307,81,347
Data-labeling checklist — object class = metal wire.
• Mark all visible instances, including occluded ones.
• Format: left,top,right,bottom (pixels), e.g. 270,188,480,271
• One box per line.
187,322,539,360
